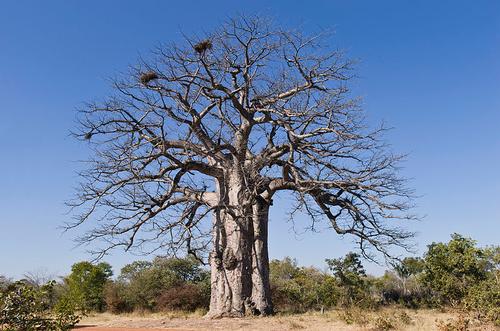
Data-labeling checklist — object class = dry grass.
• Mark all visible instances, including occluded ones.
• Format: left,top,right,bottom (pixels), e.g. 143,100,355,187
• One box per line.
79,308,499,330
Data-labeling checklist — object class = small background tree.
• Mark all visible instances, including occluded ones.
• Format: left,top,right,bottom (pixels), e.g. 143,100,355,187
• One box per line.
420,234,487,306
326,252,371,307
61,262,112,312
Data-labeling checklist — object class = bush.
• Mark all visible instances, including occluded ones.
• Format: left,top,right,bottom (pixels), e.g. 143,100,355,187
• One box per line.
0,281,79,331
326,253,375,308
374,271,429,308
270,258,339,312
397,311,413,325
464,276,500,325
115,256,209,312
103,281,131,314
157,283,209,311
337,307,370,326
435,312,470,331
116,261,156,310
373,314,396,330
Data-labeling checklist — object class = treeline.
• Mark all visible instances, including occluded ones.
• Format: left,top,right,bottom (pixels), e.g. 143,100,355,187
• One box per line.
270,234,499,322
1,233,499,329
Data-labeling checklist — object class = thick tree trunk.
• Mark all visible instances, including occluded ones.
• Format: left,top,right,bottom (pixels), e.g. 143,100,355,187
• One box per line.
251,198,273,316
207,172,273,317
207,171,253,317
208,208,254,317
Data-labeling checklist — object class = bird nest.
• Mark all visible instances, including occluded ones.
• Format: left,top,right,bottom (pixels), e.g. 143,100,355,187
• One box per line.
140,71,159,85
194,39,213,54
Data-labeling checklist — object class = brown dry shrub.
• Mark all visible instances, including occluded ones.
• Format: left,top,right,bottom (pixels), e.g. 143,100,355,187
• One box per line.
373,314,396,330
436,312,470,331
337,308,370,326
103,282,130,314
157,283,209,312
398,311,413,325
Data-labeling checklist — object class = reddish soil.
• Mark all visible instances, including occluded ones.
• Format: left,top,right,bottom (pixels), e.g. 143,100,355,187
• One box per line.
76,327,194,331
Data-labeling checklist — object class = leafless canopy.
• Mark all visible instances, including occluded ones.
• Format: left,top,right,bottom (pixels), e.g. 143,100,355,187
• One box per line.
69,16,415,262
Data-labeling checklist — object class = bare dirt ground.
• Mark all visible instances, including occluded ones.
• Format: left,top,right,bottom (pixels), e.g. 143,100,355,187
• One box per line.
76,308,499,331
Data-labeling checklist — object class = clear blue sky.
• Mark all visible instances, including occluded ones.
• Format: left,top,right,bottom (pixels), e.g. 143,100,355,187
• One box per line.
0,0,499,279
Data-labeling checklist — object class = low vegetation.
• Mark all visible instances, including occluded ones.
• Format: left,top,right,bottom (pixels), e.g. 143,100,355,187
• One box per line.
0,281,79,331
1,233,499,330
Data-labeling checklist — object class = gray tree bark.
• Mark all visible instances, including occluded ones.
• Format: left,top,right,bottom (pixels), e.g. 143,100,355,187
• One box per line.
208,208,253,317
251,197,273,316
207,172,273,317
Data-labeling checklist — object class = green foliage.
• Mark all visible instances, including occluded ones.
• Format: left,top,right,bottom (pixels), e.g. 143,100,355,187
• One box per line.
420,234,488,305
61,261,113,312
483,245,500,275
115,256,209,312
116,260,155,310
315,274,339,309
462,246,500,325
269,257,338,312
464,276,500,325
326,252,373,307
2,233,499,320
291,267,336,310
0,281,79,331
119,261,153,283
269,257,301,311
327,252,366,282
394,257,424,280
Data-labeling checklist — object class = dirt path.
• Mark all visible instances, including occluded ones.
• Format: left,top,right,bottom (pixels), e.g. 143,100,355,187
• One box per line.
76,327,194,331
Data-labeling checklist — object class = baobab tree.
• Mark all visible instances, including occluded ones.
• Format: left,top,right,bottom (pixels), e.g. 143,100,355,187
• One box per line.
69,16,414,317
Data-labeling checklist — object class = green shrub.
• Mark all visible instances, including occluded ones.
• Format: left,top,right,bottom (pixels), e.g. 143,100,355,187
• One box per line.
270,257,339,312
463,276,500,325
116,256,209,312
0,281,79,331
326,252,375,308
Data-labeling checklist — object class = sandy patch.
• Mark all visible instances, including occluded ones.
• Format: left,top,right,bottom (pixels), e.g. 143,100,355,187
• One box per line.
76,308,499,331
